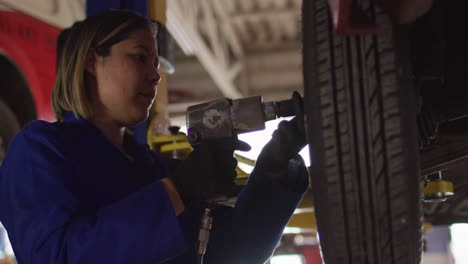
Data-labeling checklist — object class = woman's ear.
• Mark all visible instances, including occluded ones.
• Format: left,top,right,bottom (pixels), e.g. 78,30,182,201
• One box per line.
85,48,97,76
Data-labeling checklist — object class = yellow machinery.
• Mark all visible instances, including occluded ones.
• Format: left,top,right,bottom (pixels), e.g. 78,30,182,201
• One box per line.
420,171,454,203
149,131,192,160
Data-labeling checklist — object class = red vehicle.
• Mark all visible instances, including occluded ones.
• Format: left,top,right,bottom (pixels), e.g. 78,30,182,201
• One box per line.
0,1,84,160
302,0,465,263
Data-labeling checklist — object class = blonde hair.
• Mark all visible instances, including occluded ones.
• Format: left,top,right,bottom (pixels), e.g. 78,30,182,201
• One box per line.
52,10,158,121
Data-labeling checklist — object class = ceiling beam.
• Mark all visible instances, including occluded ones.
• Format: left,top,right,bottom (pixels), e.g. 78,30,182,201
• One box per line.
210,0,244,58
167,0,243,98
231,9,298,22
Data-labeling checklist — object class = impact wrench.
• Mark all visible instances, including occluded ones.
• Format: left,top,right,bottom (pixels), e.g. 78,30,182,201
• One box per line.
185,91,304,263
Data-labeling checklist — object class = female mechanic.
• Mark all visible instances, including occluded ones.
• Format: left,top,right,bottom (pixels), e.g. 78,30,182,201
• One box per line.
0,9,309,264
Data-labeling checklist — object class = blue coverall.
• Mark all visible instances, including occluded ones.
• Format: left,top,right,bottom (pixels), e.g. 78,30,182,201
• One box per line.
0,112,304,263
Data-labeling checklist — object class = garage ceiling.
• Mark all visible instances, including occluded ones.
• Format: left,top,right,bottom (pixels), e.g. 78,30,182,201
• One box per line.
166,0,303,117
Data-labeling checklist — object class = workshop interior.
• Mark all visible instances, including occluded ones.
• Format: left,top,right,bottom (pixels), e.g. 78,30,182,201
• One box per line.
0,0,467,263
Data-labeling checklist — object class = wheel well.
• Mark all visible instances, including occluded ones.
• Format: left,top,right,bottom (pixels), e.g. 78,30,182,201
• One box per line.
0,54,37,127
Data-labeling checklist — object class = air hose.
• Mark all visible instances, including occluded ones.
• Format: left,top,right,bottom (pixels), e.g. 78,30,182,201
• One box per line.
196,206,214,264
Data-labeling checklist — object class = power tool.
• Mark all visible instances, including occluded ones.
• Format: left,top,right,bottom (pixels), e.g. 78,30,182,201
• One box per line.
186,91,304,146
185,91,304,264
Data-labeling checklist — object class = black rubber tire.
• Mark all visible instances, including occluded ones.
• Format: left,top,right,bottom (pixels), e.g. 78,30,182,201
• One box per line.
302,0,423,263
0,99,20,161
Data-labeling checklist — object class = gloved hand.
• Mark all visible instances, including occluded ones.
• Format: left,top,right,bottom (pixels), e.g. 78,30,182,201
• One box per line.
169,138,251,205
251,117,309,193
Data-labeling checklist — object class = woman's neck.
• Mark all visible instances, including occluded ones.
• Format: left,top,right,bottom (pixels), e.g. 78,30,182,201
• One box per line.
89,114,126,152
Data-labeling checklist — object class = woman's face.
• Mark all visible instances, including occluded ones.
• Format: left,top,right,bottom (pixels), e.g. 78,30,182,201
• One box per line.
90,27,160,126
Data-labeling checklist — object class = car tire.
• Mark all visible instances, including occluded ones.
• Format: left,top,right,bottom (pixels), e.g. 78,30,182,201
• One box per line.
302,0,423,263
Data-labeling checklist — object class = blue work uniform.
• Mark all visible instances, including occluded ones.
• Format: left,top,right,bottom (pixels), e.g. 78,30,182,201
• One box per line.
0,112,304,263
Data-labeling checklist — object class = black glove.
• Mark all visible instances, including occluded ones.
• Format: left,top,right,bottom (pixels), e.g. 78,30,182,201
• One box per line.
251,118,309,193
169,138,251,205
